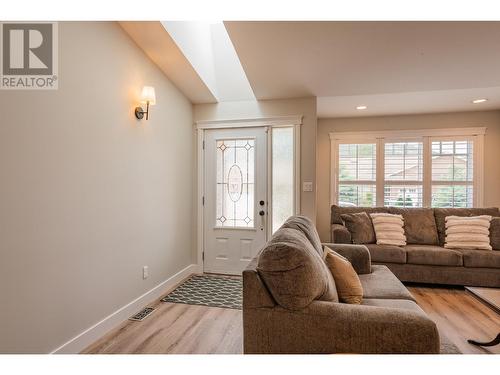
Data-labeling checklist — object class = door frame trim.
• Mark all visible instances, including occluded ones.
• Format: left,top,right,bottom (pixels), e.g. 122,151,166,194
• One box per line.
196,115,303,273
195,115,303,130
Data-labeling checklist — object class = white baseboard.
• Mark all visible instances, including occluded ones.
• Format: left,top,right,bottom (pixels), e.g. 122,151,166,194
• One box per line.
51,263,201,354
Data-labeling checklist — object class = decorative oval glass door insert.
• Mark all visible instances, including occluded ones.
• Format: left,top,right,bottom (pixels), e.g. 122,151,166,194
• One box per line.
216,139,255,227
227,165,243,202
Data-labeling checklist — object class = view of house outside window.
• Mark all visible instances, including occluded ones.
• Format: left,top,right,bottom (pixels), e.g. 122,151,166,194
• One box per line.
338,143,376,207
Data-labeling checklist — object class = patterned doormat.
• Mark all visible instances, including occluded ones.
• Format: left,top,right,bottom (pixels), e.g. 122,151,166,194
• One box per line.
161,275,242,310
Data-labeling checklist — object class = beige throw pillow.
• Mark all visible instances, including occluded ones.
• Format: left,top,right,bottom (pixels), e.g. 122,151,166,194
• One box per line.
445,215,492,250
322,246,363,304
370,213,407,246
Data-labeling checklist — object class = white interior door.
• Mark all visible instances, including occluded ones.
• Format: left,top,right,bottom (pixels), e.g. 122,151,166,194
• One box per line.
203,127,267,275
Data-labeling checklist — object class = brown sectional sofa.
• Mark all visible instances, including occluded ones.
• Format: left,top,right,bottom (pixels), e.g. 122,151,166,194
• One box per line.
330,206,500,287
243,216,441,354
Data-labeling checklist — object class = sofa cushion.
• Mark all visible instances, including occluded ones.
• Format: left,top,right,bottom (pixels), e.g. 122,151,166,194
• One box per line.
257,227,339,310
340,212,376,244
405,245,463,266
331,205,390,225
434,207,500,246
362,298,426,314
390,207,439,245
365,244,407,264
458,249,500,269
323,247,363,304
490,217,500,250
281,215,323,256
358,265,415,301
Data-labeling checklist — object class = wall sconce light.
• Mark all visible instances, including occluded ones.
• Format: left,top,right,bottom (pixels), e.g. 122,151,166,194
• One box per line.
135,86,156,120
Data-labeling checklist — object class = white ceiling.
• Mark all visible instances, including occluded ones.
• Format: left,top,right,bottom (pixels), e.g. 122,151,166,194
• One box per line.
119,21,216,103
121,21,254,104
318,86,500,118
224,21,500,117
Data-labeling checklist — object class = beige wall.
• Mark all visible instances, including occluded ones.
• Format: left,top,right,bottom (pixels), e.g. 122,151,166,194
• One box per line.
0,22,195,353
194,97,317,223
317,110,500,241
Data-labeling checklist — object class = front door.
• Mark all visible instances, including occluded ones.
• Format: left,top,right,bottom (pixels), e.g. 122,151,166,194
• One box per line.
203,127,268,275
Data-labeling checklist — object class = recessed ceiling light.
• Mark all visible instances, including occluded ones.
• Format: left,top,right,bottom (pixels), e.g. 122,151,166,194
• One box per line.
472,98,488,104
356,105,367,110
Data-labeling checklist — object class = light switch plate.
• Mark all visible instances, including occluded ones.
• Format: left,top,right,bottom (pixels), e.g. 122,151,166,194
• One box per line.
143,266,149,279
303,181,313,192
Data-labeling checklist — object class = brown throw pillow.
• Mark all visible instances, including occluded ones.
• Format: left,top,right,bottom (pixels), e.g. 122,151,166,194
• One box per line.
340,212,376,244
491,217,500,250
323,246,363,304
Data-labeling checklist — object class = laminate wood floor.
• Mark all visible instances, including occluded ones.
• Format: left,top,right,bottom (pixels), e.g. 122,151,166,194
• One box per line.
83,281,500,354
408,285,500,354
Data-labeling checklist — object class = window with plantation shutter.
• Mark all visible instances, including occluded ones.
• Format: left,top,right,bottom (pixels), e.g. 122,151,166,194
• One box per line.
384,141,423,207
336,143,376,207
431,139,474,207
330,128,484,209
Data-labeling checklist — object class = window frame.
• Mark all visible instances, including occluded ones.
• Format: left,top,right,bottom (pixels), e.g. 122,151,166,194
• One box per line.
335,140,378,207
330,127,485,208
383,139,424,207
429,136,476,208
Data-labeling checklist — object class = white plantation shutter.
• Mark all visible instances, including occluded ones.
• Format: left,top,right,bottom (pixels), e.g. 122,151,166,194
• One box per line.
331,128,484,208
431,139,474,207
336,143,377,206
384,141,423,207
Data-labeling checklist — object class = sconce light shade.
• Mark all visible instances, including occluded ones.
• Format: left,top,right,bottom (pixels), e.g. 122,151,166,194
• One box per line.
135,86,156,120
140,86,156,105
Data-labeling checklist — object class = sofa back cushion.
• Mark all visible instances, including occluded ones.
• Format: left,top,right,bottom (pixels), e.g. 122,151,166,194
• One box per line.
491,217,500,250
281,215,323,256
340,212,376,244
243,258,277,309
331,205,390,225
434,207,500,246
257,227,339,310
389,207,439,245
